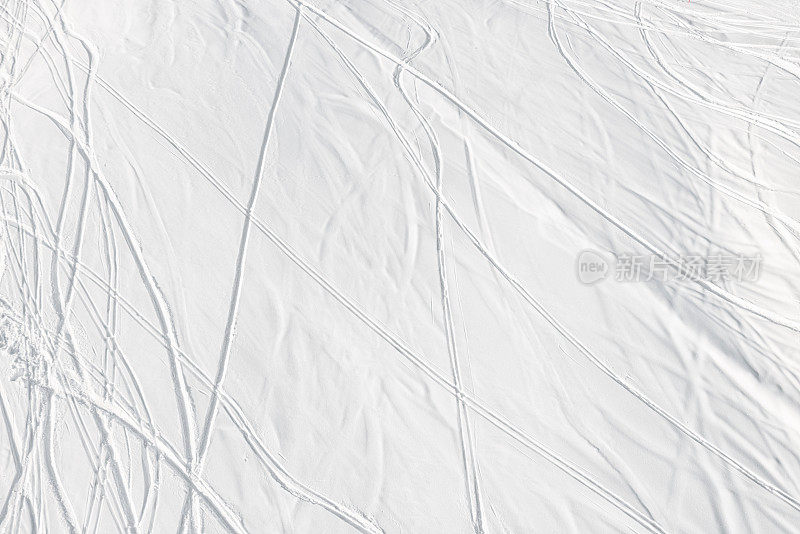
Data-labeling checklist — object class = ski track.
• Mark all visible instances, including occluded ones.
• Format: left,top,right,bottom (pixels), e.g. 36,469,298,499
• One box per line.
1,0,800,532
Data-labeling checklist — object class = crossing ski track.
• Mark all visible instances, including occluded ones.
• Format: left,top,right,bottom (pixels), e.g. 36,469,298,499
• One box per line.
1,0,800,532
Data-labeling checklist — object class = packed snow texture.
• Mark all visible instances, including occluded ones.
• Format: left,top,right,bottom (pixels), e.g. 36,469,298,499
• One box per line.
1,0,800,532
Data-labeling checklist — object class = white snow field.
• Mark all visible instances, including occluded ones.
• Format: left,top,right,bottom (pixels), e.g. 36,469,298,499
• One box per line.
2,0,800,532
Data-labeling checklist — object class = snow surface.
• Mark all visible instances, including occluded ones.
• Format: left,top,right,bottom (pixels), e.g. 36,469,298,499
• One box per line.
2,0,800,532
